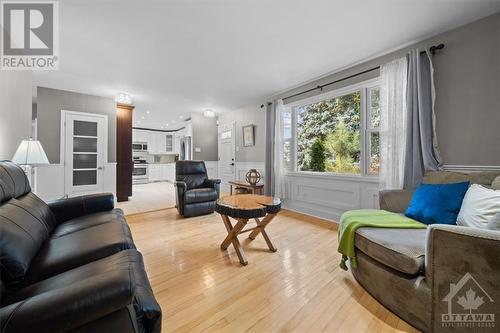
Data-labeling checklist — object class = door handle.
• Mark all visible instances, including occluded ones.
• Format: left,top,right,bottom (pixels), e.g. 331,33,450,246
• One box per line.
230,163,234,166
98,166,103,170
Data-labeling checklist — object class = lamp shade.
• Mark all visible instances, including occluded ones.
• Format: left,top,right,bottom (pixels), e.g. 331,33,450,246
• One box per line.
12,139,50,166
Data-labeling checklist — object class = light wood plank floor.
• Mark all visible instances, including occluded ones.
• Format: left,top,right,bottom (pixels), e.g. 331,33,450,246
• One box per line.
127,208,419,333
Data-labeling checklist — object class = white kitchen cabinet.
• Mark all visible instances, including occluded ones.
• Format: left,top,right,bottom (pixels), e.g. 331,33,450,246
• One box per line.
165,134,174,153
148,164,161,182
165,164,175,182
132,129,150,144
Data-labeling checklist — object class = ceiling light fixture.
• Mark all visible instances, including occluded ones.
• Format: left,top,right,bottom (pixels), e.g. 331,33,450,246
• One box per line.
146,110,150,114
115,93,132,105
203,109,215,118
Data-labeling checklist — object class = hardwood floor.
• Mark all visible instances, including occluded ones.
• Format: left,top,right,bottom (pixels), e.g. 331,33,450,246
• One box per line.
127,208,419,333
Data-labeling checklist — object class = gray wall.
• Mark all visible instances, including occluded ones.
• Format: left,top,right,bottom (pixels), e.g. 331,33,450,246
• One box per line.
37,87,117,163
218,104,266,162
0,71,33,160
191,112,218,161
275,13,500,166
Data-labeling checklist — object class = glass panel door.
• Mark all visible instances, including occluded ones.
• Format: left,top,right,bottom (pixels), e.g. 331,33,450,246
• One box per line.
72,120,98,186
64,112,106,197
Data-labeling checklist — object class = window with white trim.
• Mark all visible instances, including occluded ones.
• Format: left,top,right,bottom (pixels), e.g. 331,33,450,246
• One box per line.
282,80,380,176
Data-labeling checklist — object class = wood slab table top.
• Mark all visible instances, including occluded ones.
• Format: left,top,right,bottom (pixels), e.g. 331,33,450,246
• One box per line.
216,194,281,219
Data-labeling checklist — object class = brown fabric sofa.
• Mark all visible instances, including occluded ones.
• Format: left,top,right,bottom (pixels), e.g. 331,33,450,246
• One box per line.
350,171,500,332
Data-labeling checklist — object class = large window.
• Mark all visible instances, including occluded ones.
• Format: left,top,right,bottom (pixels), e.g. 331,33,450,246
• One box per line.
283,81,380,176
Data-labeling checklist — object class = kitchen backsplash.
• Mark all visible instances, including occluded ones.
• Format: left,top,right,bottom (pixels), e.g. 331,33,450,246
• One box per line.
133,152,177,164
153,154,177,164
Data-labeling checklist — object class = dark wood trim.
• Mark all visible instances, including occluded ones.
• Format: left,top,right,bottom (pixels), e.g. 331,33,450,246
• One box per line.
116,103,134,202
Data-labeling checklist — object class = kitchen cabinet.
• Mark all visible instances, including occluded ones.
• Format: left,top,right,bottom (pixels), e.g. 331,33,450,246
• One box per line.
148,132,174,154
148,164,161,182
164,163,175,182
132,129,150,143
165,134,174,153
148,163,175,183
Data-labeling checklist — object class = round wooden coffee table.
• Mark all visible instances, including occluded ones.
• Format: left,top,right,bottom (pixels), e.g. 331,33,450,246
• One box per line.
215,194,281,265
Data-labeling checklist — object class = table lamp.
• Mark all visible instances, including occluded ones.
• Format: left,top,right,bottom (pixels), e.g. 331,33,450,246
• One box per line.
12,138,50,191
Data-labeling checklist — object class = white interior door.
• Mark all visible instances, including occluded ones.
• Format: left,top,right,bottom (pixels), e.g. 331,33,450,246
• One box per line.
218,122,235,193
63,111,107,197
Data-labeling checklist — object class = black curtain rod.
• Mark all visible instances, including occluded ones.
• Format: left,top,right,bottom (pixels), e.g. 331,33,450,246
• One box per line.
281,43,444,102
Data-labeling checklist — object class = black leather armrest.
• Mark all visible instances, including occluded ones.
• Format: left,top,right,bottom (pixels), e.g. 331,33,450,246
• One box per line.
204,179,221,198
48,193,115,224
204,179,221,187
0,270,135,332
174,181,187,215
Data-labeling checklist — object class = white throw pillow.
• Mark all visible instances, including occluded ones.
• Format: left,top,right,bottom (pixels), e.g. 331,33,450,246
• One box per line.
457,184,500,228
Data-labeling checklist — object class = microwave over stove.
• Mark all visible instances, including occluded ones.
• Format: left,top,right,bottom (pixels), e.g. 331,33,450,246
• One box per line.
132,142,148,152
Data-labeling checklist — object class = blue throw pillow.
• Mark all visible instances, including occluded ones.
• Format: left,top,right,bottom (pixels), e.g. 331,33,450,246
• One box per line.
405,182,470,225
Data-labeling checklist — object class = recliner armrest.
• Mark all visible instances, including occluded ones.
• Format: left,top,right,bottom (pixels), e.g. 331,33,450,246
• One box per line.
48,193,115,224
0,269,135,332
204,179,221,197
425,225,500,332
174,181,187,215
379,189,414,213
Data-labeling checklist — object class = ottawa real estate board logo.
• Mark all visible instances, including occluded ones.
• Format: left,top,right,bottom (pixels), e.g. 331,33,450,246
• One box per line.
1,0,59,70
441,272,495,329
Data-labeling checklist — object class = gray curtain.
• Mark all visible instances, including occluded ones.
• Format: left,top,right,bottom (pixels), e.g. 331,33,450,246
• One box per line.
264,101,276,195
403,49,442,189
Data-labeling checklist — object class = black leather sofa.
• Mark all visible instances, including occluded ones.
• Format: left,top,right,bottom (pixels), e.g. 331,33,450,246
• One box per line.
0,161,161,333
174,160,221,217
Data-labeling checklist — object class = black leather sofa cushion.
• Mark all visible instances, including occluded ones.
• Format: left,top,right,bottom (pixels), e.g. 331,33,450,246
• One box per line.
51,209,126,238
3,250,161,333
48,193,115,224
184,188,218,204
25,216,135,283
0,161,31,201
0,257,136,332
0,194,57,283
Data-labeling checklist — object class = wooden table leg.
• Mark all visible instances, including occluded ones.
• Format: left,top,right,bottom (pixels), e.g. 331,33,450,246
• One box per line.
220,215,248,265
249,214,277,252
230,185,233,195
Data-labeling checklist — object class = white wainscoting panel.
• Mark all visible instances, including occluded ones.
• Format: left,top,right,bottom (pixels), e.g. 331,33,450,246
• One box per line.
283,172,380,223
104,163,117,197
35,164,65,201
205,161,218,179
35,162,117,201
235,162,265,182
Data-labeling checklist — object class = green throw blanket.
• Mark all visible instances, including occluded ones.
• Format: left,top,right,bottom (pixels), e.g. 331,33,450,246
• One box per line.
338,209,426,271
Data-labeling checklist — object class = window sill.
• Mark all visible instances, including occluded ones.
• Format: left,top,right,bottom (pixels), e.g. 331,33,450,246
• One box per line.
285,171,380,183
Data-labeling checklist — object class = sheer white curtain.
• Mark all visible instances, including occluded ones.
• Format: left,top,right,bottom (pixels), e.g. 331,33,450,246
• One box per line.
380,57,408,190
273,99,289,199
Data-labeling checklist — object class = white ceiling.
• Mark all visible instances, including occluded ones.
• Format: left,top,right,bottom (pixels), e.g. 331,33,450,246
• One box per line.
33,0,500,130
